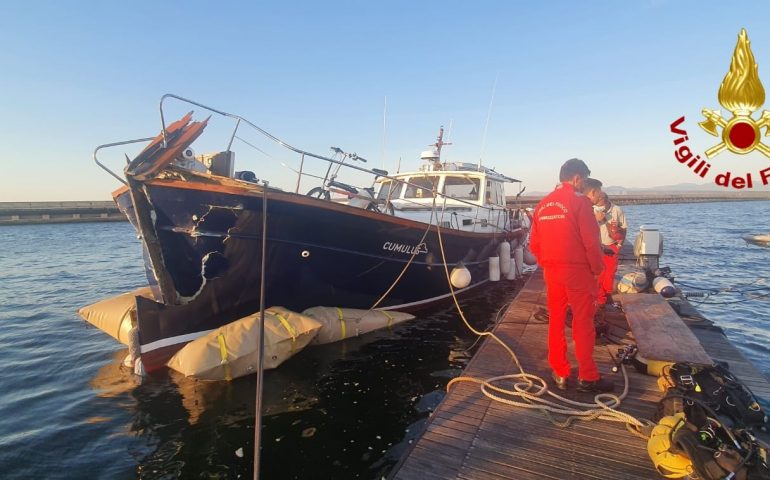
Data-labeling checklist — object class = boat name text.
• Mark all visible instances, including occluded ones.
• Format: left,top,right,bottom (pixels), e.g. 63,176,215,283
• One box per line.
382,241,428,255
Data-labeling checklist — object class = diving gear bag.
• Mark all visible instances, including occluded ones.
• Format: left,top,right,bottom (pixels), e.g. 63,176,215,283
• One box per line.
648,361,770,479
658,362,767,430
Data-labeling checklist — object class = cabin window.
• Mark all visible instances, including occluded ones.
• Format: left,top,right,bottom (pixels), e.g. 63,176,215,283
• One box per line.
404,176,439,199
377,180,405,201
443,177,480,201
486,180,503,205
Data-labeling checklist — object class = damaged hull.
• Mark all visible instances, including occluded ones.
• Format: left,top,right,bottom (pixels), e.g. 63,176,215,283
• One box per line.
115,178,504,372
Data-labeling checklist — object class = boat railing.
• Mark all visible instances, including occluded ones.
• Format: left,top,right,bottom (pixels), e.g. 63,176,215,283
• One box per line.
159,94,522,216
93,137,156,186
94,93,518,224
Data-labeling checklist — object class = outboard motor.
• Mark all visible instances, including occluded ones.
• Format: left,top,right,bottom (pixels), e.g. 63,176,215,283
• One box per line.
634,226,663,271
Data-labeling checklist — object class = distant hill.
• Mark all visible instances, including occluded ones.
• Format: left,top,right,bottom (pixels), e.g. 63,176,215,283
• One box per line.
602,183,722,195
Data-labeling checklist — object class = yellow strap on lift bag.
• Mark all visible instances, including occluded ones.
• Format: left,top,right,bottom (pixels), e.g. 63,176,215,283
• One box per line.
167,307,322,380
302,307,415,345
216,333,232,381
381,310,394,329
335,307,347,339
270,311,297,352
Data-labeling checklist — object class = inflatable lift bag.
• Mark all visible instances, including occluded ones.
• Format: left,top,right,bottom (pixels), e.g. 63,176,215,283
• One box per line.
303,307,415,345
78,287,154,345
167,307,322,380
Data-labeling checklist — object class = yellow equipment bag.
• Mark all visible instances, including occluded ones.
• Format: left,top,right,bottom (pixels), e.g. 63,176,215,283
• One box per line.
647,413,695,478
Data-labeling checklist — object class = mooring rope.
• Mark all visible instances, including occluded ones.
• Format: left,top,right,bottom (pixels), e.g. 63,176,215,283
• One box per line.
368,195,439,311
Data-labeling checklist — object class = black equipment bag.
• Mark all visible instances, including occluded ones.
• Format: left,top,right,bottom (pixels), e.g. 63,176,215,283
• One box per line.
655,361,770,480
658,362,767,430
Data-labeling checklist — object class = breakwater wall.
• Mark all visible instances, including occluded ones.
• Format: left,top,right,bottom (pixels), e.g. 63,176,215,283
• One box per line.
508,191,770,209
0,201,125,225
2,192,769,225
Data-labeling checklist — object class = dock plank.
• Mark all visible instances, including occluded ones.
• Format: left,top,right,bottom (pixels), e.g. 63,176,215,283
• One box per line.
391,257,770,480
618,293,712,365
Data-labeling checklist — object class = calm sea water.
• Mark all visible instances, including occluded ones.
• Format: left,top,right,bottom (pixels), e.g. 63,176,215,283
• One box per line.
0,200,768,479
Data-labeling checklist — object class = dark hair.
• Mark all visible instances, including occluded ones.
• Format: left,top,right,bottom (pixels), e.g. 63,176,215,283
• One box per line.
583,177,603,191
559,158,591,182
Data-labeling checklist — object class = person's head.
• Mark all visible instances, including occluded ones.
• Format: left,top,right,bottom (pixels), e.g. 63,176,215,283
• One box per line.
582,177,603,205
559,158,591,191
597,192,609,207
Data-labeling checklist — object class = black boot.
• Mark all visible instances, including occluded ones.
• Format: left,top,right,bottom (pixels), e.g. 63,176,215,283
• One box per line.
551,371,568,391
577,376,614,393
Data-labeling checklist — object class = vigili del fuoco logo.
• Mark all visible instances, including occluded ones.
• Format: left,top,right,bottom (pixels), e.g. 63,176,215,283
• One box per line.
670,28,770,189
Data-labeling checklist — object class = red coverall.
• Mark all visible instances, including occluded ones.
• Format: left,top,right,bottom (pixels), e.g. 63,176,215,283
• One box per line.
529,183,605,381
597,243,620,305
597,208,626,304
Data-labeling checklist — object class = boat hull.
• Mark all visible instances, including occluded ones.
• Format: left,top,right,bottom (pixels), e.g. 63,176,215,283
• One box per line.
117,179,512,371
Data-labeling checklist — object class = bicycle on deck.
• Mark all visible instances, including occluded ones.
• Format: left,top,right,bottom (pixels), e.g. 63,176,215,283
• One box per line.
306,147,388,212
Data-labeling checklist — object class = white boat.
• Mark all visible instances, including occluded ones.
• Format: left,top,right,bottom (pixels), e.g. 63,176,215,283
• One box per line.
742,233,770,247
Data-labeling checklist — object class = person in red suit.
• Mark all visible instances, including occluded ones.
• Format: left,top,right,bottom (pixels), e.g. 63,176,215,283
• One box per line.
594,192,627,306
581,179,629,307
528,159,613,393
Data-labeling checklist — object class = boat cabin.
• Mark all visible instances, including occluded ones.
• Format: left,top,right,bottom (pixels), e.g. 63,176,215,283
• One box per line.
375,162,516,234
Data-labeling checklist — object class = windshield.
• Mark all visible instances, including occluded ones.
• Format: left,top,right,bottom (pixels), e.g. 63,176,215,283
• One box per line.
404,176,439,199
443,176,480,201
377,180,405,201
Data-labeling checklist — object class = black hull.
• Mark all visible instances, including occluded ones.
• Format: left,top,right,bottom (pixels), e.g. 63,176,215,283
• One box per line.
117,180,513,371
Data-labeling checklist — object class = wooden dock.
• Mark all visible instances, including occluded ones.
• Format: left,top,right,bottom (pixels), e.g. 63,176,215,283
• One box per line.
390,251,770,479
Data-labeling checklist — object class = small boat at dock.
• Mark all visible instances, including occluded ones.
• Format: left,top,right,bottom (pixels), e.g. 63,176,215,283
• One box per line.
91,94,529,372
742,233,770,247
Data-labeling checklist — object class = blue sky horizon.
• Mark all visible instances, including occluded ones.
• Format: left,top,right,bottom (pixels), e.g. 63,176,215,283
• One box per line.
3,1,770,201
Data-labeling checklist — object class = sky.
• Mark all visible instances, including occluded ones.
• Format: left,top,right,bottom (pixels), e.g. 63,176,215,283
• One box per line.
3,0,770,201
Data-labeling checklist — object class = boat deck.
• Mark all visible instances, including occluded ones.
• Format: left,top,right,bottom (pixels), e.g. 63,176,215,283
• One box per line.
390,248,770,479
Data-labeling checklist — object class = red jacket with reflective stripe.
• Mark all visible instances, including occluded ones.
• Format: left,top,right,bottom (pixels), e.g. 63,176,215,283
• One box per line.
528,182,604,276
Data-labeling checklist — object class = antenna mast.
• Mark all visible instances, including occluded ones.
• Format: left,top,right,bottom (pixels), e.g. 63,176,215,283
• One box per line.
420,127,452,171
382,96,387,169
479,73,499,169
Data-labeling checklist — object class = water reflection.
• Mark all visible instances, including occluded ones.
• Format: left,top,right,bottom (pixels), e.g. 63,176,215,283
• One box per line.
91,281,520,478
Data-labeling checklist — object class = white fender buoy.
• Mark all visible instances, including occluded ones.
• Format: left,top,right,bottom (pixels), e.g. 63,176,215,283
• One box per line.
505,251,517,280
514,246,524,277
523,246,537,266
450,264,472,289
489,256,500,282
498,242,511,276
652,277,676,298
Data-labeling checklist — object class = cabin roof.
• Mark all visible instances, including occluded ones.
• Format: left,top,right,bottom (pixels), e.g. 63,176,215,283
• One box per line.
386,163,519,183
